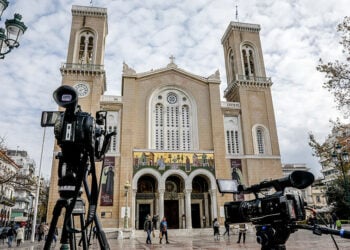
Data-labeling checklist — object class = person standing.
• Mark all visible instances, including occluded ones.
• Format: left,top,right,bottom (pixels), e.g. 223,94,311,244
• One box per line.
332,212,337,229
336,217,342,230
237,223,247,244
7,225,16,247
159,217,169,244
223,219,230,237
16,225,25,246
213,218,220,240
152,215,158,230
144,215,153,244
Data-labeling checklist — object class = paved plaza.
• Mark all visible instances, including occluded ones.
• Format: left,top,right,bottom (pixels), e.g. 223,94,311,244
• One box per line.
1,227,349,250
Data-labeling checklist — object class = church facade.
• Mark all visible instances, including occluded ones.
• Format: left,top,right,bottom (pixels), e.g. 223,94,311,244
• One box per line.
47,5,283,230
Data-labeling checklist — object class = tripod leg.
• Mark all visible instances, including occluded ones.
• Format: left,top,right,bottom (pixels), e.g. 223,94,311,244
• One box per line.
94,213,110,250
80,213,89,249
44,199,66,250
68,213,76,250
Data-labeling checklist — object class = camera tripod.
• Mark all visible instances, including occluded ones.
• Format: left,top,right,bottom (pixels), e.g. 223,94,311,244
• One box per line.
255,222,350,250
44,159,110,250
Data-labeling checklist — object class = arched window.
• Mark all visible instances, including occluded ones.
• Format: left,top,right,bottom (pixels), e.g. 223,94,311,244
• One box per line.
242,44,256,79
78,30,95,64
150,88,196,150
252,124,272,155
228,49,235,82
224,116,242,155
256,128,265,154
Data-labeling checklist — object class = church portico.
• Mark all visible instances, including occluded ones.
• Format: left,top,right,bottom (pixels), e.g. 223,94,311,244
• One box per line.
132,164,217,229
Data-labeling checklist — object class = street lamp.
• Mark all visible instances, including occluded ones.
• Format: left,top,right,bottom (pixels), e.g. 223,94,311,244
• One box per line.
124,180,131,229
332,143,349,203
0,0,27,59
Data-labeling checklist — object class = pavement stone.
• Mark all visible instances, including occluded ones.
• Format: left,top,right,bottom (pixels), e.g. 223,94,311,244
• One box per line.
0,227,349,250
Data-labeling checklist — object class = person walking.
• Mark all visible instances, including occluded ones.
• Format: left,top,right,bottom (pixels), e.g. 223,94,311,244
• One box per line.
159,217,169,244
144,215,153,244
237,223,247,244
213,218,220,240
16,225,25,246
223,219,230,237
7,225,16,247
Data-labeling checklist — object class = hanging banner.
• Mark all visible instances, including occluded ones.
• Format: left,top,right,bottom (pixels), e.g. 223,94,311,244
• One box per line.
230,159,245,201
100,157,115,206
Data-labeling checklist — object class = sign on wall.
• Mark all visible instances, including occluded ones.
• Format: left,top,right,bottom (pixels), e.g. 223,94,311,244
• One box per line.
230,159,245,201
100,157,115,206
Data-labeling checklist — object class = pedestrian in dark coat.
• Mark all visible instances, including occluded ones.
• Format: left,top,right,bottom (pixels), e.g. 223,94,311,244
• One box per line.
144,215,153,244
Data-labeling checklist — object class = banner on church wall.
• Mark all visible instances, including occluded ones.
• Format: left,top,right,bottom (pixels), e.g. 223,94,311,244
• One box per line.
100,157,115,206
230,159,245,201
133,151,215,175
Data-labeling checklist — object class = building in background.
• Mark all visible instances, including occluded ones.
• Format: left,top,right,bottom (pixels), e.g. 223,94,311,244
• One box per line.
47,4,283,230
6,150,36,227
319,124,350,186
0,150,18,226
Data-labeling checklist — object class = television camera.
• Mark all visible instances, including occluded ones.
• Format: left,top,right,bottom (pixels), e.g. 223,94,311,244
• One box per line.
217,171,350,250
41,85,114,250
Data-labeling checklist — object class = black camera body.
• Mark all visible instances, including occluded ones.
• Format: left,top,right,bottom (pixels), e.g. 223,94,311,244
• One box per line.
217,171,315,249
218,170,314,226
224,191,306,225
41,85,113,198
42,85,113,249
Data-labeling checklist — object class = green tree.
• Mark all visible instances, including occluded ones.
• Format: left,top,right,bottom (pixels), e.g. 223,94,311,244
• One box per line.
308,120,350,218
317,16,350,116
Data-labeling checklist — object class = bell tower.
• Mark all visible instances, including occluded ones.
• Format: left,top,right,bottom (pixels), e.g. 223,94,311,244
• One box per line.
60,5,107,115
47,5,108,224
221,22,282,186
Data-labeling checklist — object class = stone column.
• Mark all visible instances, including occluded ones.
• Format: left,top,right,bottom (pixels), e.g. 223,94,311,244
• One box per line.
179,193,185,228
204,192,209,227
209,189,218,221
159,189,165,221
131,189,136,229
185,189,192,229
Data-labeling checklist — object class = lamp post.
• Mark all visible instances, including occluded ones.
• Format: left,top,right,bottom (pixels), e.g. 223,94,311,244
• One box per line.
0,0,27,59
332,143,350,203
124,181,131,229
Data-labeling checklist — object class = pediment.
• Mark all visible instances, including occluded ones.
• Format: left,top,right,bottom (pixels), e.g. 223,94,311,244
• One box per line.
122,62,220,84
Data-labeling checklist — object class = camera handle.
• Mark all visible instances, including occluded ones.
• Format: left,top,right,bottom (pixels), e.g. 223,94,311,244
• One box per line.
294,223,350,239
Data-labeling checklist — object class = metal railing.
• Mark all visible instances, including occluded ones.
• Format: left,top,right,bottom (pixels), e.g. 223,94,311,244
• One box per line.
224,74,272,96
60,63,104,71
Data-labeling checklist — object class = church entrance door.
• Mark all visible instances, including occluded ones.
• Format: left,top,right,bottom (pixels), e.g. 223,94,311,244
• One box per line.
191,203,201,228
138,204,150,230
164,200,179,229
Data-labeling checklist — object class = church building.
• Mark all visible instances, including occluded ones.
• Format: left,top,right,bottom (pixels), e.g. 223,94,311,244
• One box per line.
47,4,283,230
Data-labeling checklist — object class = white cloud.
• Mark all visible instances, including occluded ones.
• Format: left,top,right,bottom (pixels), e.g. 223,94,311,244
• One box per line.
0,0,348,180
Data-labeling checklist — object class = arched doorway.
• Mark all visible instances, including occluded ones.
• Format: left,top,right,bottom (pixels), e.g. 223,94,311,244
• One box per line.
136,175,158,230
191,175,210,228
164,175,184,229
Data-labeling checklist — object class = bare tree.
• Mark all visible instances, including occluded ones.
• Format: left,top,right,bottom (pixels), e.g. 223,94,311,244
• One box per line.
317,16,350,116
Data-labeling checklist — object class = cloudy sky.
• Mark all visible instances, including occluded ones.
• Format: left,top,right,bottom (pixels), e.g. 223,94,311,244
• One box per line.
0,0,348,180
